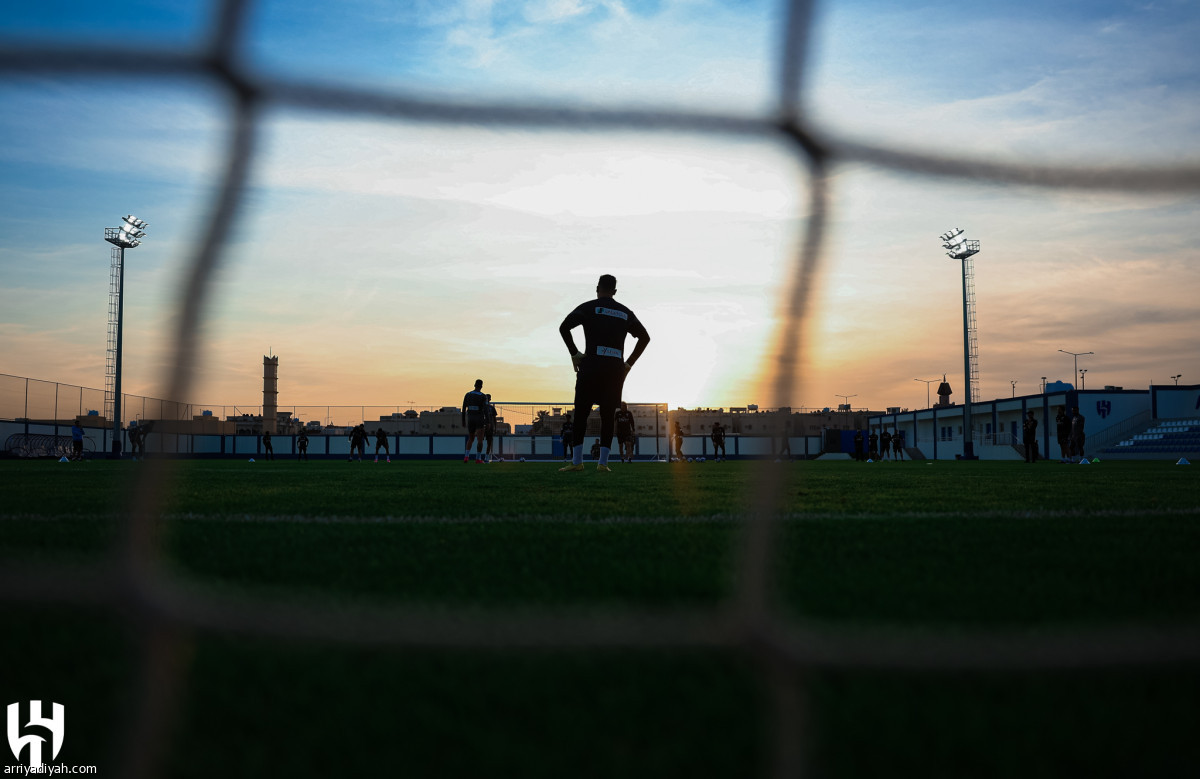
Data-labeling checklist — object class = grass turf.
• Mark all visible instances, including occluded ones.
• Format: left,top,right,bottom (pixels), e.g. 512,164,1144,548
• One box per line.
2,459,1198,777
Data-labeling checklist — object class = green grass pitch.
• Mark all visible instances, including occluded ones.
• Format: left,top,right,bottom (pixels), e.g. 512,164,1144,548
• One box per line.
2,459,1199,778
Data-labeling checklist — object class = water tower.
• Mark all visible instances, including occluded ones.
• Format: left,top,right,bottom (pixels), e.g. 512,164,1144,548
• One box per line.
263,354,279,434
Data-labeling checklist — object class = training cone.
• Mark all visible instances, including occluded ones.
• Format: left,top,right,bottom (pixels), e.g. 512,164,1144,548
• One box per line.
248,458,255,463
1078,458,1090,465
1092,458,1100,463
58,456,69,463
1177,458,1191,465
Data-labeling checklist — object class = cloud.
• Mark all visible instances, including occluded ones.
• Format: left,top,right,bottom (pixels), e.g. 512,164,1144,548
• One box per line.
251,114,801,219
807,2,1200,163
522,0,594,24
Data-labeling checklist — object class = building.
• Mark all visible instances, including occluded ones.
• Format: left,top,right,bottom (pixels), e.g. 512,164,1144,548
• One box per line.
399,407,512,436
225,411,302,436
145,411,236,435
669,406,880,437
869,383,1200,461
525,405,667,438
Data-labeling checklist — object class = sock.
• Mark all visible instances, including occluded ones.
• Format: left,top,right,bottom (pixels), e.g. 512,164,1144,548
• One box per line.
572,448,583,466
599,446,610,466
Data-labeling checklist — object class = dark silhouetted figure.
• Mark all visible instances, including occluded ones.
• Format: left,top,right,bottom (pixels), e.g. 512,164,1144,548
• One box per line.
561,413,574,460
558,274,650,472
349,424,368,461
615,402,636,463
711,422,727,461
484,394,498,462
462,379,487,464
1056,408,1071,462
1023,411,1038,463
1070,407,1086,461
375,427,389,462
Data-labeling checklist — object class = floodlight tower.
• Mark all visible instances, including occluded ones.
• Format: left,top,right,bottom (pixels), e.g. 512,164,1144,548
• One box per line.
940,227,981,459
103,214,149,455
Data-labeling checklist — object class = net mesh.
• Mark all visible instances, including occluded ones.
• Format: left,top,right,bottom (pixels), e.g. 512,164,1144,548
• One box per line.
2,1,1200,777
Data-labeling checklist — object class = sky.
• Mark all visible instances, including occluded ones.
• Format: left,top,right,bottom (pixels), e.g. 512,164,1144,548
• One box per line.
1,0,1198,416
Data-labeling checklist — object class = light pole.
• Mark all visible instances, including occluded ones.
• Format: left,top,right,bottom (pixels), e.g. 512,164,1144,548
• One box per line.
1080,368,1088,390
836,394,857,411
103,214,148,456
1041,377,1047,394
1058,349,1093,390
914,377,939,409
1172,374,1182,385
1011,380,1017,397
940,227,981,460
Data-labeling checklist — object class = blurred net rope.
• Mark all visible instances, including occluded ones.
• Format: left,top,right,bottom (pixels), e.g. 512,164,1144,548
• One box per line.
3,0,1200,777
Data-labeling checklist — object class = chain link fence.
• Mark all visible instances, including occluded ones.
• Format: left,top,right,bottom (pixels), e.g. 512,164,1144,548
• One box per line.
0,374,191,425
3,1,1200,777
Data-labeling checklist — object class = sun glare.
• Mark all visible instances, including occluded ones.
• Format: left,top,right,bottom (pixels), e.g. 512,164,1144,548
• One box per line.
623,318,723,410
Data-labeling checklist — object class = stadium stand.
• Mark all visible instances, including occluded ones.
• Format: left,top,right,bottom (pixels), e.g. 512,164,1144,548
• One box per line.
1104,419,1200,457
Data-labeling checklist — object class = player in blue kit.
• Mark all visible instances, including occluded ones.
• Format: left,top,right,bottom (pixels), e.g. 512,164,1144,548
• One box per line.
558,274,651,472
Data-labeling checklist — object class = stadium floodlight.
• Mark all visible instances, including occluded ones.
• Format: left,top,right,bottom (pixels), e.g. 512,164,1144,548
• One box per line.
940,228,979,260
103,215,150,456
111,214,148,248
941,227,982,459
1058,349,1093,390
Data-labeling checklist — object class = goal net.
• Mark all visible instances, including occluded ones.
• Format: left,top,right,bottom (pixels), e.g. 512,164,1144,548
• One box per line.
3,2,1198,777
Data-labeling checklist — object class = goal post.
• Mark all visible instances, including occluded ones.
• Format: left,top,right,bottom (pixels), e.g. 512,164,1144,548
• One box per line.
490,401,669,461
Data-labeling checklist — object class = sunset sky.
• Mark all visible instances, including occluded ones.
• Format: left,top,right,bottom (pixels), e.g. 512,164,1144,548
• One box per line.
2,0,1197,415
